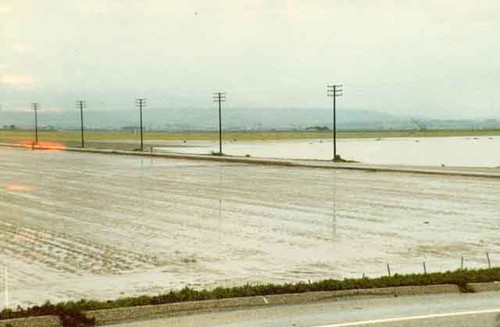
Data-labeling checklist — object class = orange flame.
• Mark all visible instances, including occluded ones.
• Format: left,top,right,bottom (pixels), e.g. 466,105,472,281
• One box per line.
6,183,32,192
19,141,65,150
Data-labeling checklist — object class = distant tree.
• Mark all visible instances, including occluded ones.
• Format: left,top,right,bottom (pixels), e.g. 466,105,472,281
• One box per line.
305,126,330,131
411,118,427,131
120,126,138,133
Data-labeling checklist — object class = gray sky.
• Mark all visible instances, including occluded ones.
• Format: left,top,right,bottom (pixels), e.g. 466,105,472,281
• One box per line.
0,0,499,118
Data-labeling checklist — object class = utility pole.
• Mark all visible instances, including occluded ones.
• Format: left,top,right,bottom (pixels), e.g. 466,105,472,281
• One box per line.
135,98,146,151
213,92,226,155
327,84,343,161
3,266,8,310
76,100,86,148
31,103,39,145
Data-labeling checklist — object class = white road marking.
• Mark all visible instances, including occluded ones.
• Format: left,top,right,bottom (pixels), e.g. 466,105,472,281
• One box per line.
314,308,500,326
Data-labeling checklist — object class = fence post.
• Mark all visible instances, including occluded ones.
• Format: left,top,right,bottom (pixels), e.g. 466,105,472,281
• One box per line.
461,256,464,270
423,261,427,274
486,252,491,269
386,263,391,277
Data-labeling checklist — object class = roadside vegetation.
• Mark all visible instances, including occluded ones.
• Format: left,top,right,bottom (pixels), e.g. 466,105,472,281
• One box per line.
0,268,498,326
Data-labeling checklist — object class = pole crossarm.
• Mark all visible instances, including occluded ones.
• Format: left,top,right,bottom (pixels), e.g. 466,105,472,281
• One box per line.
213,92,226,102
76,100,86,108
135,98,147,107
327,84,343,97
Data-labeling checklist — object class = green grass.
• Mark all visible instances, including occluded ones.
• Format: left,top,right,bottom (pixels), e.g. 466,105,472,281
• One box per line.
0,129,499,145
1,268,499,327
0,129,498,152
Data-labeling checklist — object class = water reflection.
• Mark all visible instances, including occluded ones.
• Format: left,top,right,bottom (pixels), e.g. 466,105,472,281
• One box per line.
331,170,337,241
218,165,223,229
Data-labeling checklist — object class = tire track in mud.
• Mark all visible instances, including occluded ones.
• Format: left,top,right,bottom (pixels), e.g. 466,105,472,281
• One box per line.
0,221,159,277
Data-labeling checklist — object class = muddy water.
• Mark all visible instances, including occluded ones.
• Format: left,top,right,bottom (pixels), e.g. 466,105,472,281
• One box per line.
156,136,500,167
0,147,498,306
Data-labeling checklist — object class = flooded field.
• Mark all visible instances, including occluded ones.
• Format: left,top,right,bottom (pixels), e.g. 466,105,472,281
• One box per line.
0,147,499,307
155,136,500,167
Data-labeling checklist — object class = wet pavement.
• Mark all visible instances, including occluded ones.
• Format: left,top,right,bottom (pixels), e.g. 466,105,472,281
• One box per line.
107,291,500,327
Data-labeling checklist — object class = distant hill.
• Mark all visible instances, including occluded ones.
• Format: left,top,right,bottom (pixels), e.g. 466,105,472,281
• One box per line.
0,107,498,131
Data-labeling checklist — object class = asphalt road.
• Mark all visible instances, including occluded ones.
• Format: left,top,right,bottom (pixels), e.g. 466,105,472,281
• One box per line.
108,292,500,327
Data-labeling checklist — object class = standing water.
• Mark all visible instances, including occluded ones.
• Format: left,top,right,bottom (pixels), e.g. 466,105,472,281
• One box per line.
156,136,500,167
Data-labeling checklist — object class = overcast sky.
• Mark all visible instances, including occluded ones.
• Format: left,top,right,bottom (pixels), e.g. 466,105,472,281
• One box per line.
0,0,499,118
